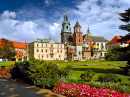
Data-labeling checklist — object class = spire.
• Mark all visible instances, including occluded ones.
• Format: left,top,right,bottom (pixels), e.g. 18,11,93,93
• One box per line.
87,25,91,36
74,20,81,27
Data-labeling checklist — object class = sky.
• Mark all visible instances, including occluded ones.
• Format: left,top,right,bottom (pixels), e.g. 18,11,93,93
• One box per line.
0,0,130,43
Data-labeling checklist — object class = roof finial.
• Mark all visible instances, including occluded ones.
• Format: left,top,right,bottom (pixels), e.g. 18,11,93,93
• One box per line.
88,25,89,29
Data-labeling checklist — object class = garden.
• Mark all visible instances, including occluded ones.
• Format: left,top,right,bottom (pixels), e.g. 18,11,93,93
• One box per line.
0,59,130,97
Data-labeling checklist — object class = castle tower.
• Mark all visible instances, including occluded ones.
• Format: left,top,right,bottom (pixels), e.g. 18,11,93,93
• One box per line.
73,20,83,60
61,13,72,44
73,20,83,46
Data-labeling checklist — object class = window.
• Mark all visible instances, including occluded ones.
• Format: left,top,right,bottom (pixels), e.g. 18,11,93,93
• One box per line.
38,54,40,58
37,49,39,52
37,44,38,47
105,53,107,56
51,50,53,52
79,34,80,37
47,55,48,58
110,46,111,49
79,28,80,32
101,52,102,56
97,43,99,46
79,51,81,55
76,28,77,32
59,55,60,58
51,55,53,58
61,50,62,53
57,50,59,53
57,45,59,48
61,45,62,48
66,26,68,29
51,45,53,47
41,49,43,52
79,39,80,42
42,44,43,47
46,49,47,52
101,43,103,49
46,44,47,47
42,55,43,58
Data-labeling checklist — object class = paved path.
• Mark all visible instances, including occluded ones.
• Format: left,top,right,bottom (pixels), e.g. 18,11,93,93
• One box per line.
0,76,65,97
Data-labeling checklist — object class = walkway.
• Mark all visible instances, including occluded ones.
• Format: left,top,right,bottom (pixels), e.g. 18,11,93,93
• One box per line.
0,76,65,97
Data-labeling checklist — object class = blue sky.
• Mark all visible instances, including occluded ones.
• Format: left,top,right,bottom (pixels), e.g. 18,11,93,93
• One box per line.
0,0,130,42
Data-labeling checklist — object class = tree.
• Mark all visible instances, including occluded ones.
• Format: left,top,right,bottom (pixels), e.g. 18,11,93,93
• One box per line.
119,8,130,32
0,38,16,60
105,46,129,61
118,8,130,75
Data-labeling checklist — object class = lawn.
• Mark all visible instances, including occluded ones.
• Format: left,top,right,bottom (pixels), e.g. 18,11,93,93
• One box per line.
0,60,129,85
51,60,129,85
0,61,15,67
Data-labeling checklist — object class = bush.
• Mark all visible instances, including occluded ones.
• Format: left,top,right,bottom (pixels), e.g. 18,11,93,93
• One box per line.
18,58,22,61
98,73,122,83
11,59,60,89
80,69,95,81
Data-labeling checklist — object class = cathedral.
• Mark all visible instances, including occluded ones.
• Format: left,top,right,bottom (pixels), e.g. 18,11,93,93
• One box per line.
61,13,109,60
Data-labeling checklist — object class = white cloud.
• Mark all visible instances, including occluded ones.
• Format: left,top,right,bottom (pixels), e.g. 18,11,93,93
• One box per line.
1,10,16,19
44,0,54,6
49,23,60,35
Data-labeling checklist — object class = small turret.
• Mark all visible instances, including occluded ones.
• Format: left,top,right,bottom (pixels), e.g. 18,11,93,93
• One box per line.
87,25,91,36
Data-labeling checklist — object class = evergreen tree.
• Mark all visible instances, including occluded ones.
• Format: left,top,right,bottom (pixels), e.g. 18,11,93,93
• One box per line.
119,8,130,32
118,8,130,75
0,38,16,60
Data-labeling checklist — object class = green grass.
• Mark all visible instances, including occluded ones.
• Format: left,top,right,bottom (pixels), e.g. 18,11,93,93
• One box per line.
0,61,15,67
51,60,130,85
0,60,129,85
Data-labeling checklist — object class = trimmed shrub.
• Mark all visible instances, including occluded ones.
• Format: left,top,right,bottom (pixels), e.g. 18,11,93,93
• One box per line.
80,69,95,81
98,73,122,83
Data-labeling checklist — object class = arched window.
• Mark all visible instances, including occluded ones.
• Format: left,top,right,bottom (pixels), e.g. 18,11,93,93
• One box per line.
79,39,80,42
66,26,68,29
79,51,81,55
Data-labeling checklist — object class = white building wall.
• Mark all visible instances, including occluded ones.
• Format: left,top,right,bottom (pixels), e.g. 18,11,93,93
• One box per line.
76,46,82,60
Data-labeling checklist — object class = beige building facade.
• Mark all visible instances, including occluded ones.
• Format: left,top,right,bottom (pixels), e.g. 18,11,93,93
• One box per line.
107,36,130,50
27,39,64,60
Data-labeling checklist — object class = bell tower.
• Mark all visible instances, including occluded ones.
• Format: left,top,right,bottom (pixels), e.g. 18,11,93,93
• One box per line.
73,20,83,46
61,13,72,44
73,20,83,60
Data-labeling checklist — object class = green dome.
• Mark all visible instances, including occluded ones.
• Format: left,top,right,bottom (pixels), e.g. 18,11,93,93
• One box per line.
83,44,89,48
68,45,75,49
101,48,106,51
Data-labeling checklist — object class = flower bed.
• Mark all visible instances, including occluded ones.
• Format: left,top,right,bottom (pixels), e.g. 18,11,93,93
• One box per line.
52,82,130,97
0,69,10,77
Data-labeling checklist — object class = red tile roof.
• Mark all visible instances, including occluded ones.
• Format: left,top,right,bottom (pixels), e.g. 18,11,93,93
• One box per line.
107,36,130,44
0,39,29,49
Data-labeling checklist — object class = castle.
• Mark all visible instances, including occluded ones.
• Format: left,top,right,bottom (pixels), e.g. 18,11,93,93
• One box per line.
61,13,109,60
